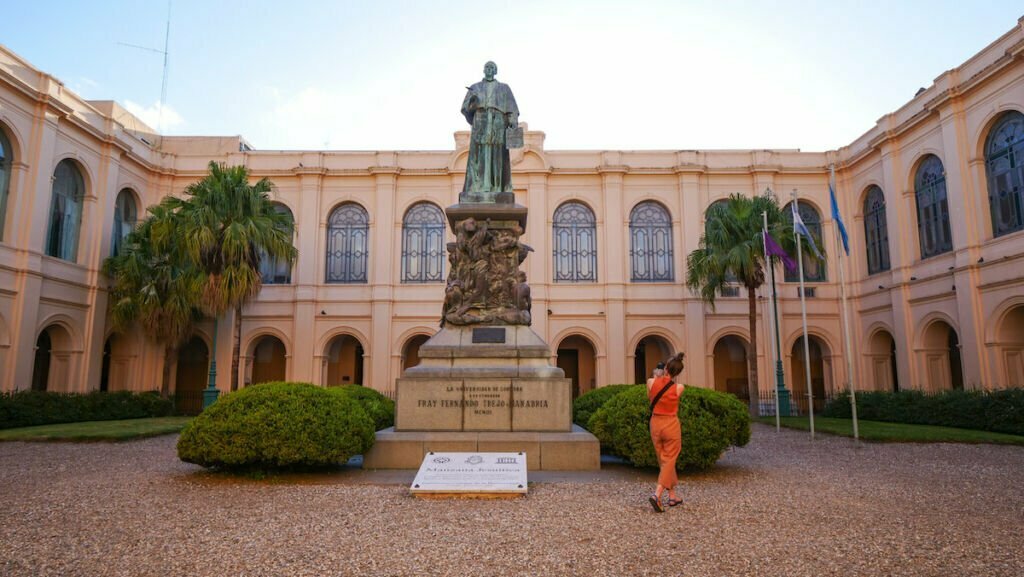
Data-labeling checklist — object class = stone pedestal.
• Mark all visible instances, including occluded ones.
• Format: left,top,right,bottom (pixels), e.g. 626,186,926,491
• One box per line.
397,326,570,432
363,426,601,471
366,325,600,470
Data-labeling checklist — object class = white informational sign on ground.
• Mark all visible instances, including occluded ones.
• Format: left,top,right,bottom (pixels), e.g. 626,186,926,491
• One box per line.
410,452,528,498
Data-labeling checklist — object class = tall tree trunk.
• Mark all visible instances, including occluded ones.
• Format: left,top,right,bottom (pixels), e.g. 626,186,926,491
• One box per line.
746,287,760,417
231,305,242,391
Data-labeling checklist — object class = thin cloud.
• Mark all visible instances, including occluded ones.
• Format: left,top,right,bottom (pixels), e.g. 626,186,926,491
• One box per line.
124,100,184,132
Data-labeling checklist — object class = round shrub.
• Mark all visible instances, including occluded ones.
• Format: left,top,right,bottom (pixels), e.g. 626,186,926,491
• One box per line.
589,385,750,470
328,385,395,431
572,384,638,430
177,382,375,469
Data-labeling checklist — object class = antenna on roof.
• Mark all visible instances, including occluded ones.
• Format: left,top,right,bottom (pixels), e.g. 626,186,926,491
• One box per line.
117,0,172,147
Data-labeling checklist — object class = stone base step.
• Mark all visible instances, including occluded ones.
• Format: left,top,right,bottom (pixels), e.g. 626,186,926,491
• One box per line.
362,425,601,471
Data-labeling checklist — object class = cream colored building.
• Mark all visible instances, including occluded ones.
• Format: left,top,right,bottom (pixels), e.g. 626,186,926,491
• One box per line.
2,19,1024,414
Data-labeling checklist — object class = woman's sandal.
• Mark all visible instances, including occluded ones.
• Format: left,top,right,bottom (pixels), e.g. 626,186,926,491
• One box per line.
648,496,664,513
667,498,683,507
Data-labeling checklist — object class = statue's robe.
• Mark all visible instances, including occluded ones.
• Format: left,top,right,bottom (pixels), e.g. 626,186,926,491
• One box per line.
461,80,519,200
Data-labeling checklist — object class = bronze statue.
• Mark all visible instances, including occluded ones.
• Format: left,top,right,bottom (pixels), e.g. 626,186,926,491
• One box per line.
441,216,532,326
441,63,531,327
461,61,520,203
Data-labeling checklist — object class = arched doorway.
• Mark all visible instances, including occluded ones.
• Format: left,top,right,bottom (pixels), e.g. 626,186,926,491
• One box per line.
326,334,365,386
921,320,963,392
791,336,830,414
31,331,52,391
100,339,112,392
175,336,209,415
634,335,673,384
713,335,749,402
997,305,1024,387
250,335,287,384
867,330,899,392
556,335,597,398
31,324,74,392
402,334,430,372
100,333,135,392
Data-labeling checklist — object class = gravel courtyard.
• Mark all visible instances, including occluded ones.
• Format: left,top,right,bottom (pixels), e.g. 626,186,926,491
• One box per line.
1,424,1022,577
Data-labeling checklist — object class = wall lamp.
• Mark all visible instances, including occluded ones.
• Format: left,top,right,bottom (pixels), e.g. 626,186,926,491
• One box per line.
320,310,327,315
910,276,917,281
877,285,884,290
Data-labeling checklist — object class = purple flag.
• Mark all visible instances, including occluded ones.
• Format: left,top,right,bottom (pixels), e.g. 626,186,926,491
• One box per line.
764,231,797,273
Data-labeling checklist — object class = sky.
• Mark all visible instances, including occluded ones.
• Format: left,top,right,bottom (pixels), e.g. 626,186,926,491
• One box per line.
3,1,1022,152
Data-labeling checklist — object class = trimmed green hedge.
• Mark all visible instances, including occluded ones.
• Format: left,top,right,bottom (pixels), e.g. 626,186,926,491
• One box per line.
589,386,751,470
0,390,172,430
329,385,395,431
823,389,1024,436
177,382,375,469
573,384,637,429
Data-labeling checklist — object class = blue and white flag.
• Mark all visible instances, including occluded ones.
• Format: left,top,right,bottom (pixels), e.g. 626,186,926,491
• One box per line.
792,201,824,260
830,182,850,256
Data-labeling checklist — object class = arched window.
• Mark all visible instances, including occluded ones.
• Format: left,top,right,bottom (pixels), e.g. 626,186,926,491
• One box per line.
401,202,445,283
782,201,823,282
914,155,953,258
326,203,368,283
46,159,85,262
0,127,11,242
985,111,1024,237
629,201,674,282
260,203,294,284
552,201,597,282
863,186,890,275
110,188,138,257
783,201,826,282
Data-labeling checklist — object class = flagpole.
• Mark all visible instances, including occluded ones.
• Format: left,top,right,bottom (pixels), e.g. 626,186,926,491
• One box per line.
792,189,815,440
762,210,781,432
831,164,860,441
768,227,790,420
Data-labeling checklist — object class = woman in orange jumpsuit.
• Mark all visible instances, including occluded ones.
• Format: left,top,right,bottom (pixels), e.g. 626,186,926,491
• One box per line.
647,352,685,512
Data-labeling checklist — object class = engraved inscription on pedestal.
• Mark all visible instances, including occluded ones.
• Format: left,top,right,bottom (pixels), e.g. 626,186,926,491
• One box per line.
512,379,572,432
410,452,527,496
395,380,464,431
462,379,512,431
472,327,506,343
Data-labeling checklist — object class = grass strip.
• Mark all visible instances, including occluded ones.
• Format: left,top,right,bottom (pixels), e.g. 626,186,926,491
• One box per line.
0,416,192,442
756,416,1024,445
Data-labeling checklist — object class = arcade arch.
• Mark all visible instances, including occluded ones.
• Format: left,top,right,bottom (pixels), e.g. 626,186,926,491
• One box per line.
31,324,75,393
790,335,831,414
556,334,597,398
633,334,673,384
919,320,964,392
866,329,899,392
174,336,209,415
402,334,431,372
324,334,365,386
248,335,287,385
712,335,749,401
995,304,1024,387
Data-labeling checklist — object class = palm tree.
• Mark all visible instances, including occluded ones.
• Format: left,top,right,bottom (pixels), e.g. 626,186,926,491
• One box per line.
168,161,297,391
686,193,821,416
104,204,205,395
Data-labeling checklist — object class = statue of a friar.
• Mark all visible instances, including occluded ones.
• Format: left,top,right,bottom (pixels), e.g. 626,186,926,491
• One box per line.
460,61,521,203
